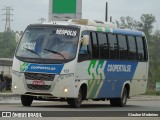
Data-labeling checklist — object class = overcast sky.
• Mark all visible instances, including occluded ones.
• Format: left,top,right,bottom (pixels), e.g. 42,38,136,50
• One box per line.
0,0,159,32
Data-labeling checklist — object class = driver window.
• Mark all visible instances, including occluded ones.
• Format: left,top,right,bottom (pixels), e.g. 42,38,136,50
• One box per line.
78,31,91,62
79,45,89,55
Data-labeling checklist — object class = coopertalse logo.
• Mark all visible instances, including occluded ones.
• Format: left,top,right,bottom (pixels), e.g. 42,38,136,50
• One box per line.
31,66,56,71
20,63,64,74
107,64,131,72
56,29,77,36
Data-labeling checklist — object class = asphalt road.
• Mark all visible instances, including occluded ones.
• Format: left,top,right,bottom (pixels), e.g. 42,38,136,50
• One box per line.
0,96,160,119
1,100,160,111
0,100,160,115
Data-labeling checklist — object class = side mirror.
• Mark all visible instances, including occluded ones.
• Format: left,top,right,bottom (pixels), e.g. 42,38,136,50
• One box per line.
81,35,89,46
15,31,23,43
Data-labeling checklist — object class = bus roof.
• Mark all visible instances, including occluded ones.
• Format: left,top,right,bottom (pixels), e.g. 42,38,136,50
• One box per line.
40,19,144,37
112,29,144,36
85,26,144,37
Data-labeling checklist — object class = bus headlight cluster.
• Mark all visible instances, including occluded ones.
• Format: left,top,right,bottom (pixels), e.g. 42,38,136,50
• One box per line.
64,88,68,93
13,85,17,89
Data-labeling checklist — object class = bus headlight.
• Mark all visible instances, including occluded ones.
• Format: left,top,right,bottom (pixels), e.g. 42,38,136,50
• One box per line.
13,85,17,89
64,88,68,93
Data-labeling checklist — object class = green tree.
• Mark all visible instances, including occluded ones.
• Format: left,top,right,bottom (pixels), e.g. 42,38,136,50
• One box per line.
115,16,139,30
138,14,156,35
115,14,156,35
0,31,17,58
115,14,157,92
148,30,160,90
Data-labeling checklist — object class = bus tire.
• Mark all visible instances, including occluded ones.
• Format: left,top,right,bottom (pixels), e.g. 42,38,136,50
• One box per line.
67,89,82,108
21,95,33,106
66,98,72,105
110,87,128,107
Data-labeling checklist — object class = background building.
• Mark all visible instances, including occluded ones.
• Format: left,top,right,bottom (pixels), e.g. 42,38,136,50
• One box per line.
0,58,12,77
0,58,12,91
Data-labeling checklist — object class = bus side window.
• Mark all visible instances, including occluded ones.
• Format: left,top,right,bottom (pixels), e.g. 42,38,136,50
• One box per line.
97,33,109,59
79,45,89,55
118,35,128,60
136,37,145,61
143,37,148,61
128,36,137,60
78,31,91,62
108,34,118,59
91,32,99,59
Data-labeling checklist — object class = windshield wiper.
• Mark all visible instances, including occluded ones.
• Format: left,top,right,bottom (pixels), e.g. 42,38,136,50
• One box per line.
44,49,66,60
23,47,41,58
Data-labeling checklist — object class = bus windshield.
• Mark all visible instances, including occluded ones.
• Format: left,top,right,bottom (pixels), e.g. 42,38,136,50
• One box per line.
16,26,79,63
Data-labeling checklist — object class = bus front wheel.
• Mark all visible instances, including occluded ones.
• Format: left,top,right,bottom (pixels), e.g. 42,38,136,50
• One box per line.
110,87,128,107
21,95,33,106
67,89,82,108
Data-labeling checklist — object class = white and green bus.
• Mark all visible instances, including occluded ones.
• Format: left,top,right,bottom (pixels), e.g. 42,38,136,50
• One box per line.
12,19,148,108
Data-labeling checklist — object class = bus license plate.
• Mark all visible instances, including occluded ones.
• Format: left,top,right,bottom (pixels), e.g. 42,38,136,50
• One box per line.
32,80,44,86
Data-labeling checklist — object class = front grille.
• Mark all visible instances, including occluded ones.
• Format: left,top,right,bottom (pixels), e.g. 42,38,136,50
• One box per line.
25,73,55,81
27,84,51,90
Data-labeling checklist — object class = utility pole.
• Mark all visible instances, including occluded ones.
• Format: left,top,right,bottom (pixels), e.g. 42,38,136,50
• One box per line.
2,7,14,31
38,18,46,23
105,2,108,22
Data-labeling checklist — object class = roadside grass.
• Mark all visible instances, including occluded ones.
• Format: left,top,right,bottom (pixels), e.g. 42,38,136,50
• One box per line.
146,89,160,95
0,90,12,93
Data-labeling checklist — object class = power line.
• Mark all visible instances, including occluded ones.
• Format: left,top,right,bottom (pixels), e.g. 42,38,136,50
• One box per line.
2,6,14,31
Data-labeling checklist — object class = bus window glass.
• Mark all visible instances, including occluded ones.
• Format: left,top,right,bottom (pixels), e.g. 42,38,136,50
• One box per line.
118,35,128,60
79,31,90,55
91,32,99,59
128,36,137,60
16,27,79,63
136,37,144,61
108,34,118,59
78,31,91,61
97,33,109,59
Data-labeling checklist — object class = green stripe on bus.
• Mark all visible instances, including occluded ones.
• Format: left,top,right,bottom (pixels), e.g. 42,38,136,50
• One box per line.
90,80,101,98
97,27,103,32
20,62,29,72
96,60,104,75
88,73,95,92
87,60,105,98
91,60,104,98
87,60,97,98
88,60,97,75
105,28,111,32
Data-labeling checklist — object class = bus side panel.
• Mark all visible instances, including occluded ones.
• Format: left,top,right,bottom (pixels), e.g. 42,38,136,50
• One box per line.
12,57,27,94
97,61,138,98
77,60,140,99
130,62,148,96
76,60,106,99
